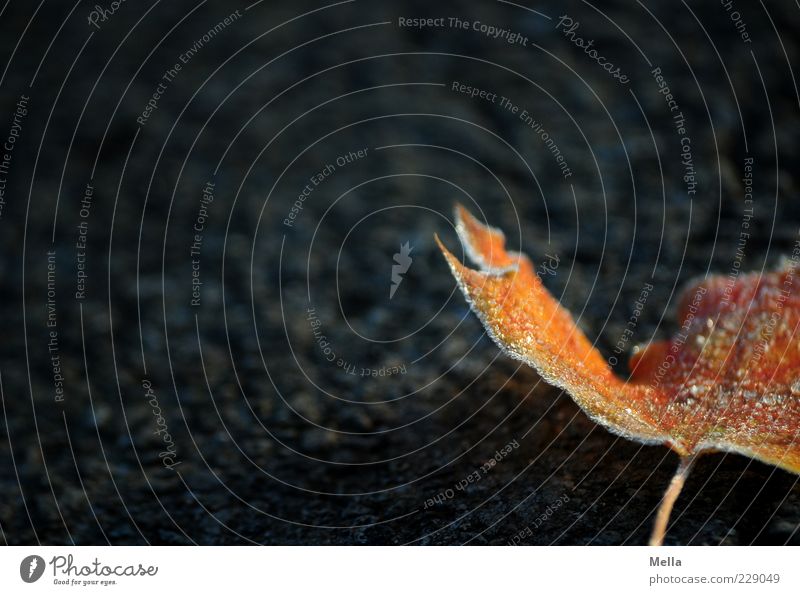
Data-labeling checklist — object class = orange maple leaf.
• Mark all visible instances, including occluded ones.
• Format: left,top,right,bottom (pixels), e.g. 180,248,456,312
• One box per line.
436,204,800,545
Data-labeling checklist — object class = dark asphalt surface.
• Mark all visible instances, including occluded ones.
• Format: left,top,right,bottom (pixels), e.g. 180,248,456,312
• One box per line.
0,0,799,545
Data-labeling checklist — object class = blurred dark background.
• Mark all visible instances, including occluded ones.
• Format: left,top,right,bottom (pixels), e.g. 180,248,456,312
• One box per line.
0,0,799,544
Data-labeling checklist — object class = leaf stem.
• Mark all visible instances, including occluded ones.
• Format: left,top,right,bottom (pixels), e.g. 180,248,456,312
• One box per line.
649,454,698,546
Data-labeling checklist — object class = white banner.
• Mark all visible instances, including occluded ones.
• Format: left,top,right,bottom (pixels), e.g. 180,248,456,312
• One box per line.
0,546,797,594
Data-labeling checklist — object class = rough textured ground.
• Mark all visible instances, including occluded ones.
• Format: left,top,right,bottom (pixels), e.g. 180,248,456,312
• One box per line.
0,0,799,545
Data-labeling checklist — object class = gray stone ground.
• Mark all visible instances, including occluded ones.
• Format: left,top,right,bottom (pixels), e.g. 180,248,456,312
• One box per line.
0,0,799,544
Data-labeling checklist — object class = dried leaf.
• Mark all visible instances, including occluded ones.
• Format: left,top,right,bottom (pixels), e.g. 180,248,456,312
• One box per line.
437,205,800,544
